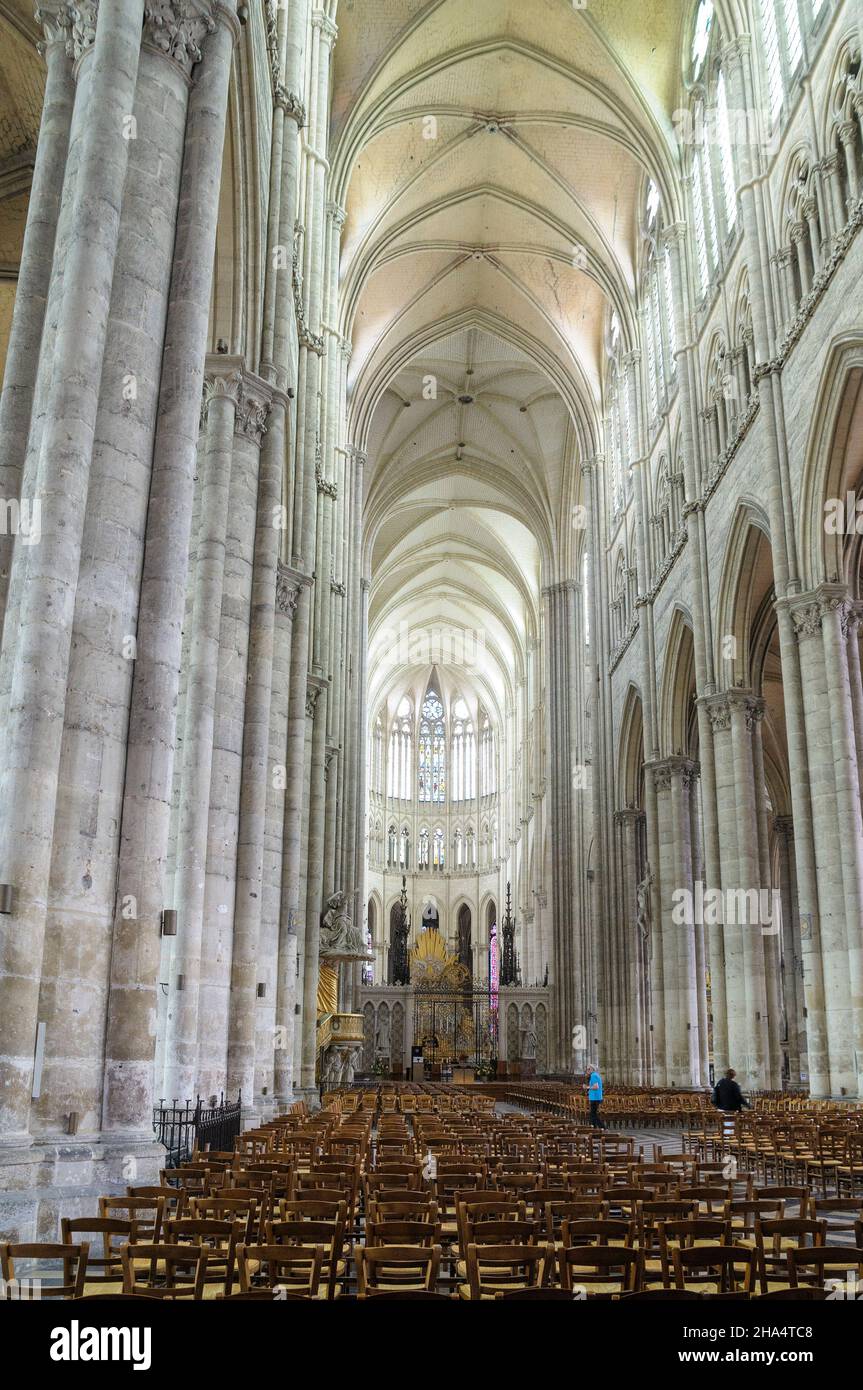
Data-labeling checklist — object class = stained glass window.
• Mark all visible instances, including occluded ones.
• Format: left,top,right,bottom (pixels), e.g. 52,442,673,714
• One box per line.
691,0,713,79
418,690,446,802
761,0,784,122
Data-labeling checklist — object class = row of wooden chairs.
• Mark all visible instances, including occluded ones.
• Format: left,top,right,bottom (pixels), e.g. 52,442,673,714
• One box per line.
7,1234,862,1300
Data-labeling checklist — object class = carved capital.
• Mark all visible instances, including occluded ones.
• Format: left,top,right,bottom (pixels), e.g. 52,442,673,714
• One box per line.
701,694,732,734
143,1,216,75
274,83,306,123
789,599,823,642
721,34,751,71
275,563,302,618
234,383,270,444
649,756,700,794
312,9,337,45
64,0,98,62
35,4,71,47
202,367,243,416
726,689,765,732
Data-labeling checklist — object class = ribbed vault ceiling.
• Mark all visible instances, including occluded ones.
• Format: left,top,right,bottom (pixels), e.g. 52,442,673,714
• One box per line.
334,0,691,713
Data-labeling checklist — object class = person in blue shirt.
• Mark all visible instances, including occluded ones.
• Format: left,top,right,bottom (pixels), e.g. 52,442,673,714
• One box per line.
585,1064,605,1128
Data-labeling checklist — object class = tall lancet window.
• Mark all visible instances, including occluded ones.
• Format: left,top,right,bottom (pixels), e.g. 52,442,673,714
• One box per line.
433,828,445,870
480,714,495,796
388,696,412,800
451,697,475,800
418,828,430,868
418,689,445,802
372,715,384,794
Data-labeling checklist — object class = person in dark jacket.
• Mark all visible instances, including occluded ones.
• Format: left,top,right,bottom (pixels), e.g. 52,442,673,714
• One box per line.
712,1068,750,1111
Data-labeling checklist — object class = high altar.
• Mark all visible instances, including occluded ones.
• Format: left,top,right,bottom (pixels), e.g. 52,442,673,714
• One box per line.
357,925,550,1079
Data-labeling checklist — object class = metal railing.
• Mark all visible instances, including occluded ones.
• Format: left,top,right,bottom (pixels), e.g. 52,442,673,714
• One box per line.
153,1092,242,1167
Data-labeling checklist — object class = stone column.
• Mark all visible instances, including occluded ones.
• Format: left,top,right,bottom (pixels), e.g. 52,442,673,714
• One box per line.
33,26,203,1140
661,222,728,1074
544,581,585,1071
274,582,313,1107
614,808,646,1083
787,592,858,1095
301,676,329,1092
820,590,863,1090
163,366,239,1101
0,8,74,632
751,704,782,1089
0,0,145,1144
650,758,701,1086
226,395,289,1110
728,692,770,1089
101,1,239,1138
196,377,271,1103
343,448,366,926
775,816,804,1085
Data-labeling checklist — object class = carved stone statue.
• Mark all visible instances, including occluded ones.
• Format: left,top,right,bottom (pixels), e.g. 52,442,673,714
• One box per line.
340,1045,362,1087
375,1014,391,1056
319,891,367,958
520,1026,537,1061
322,1046,342,1092
636,863,654,942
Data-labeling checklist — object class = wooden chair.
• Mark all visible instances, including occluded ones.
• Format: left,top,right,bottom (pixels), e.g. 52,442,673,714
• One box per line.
723,1197,785,1247
163,1218,244,1298
99,1196,166,1242
677,1184,733,1216
671,1244,755,1295
355,1244,442,1297
636,1200,699,1280
265,1217,347,1299
755,1218,827,1294
61,1217,140,1294
754,1185,811,1216
811,1197,863,1241
366,1219,440,1248
463,1243,551,1300
1,1242,88,1299
657,1220,732,1288
558,1245,641,1297
189,1194,262,1243
786,1245,863,1291
236,1243,324,1297
127,1184,186,1219
121,1243,206,1299
837,1136,863,1197
367,1196,440,1226
560,1218,633,1249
